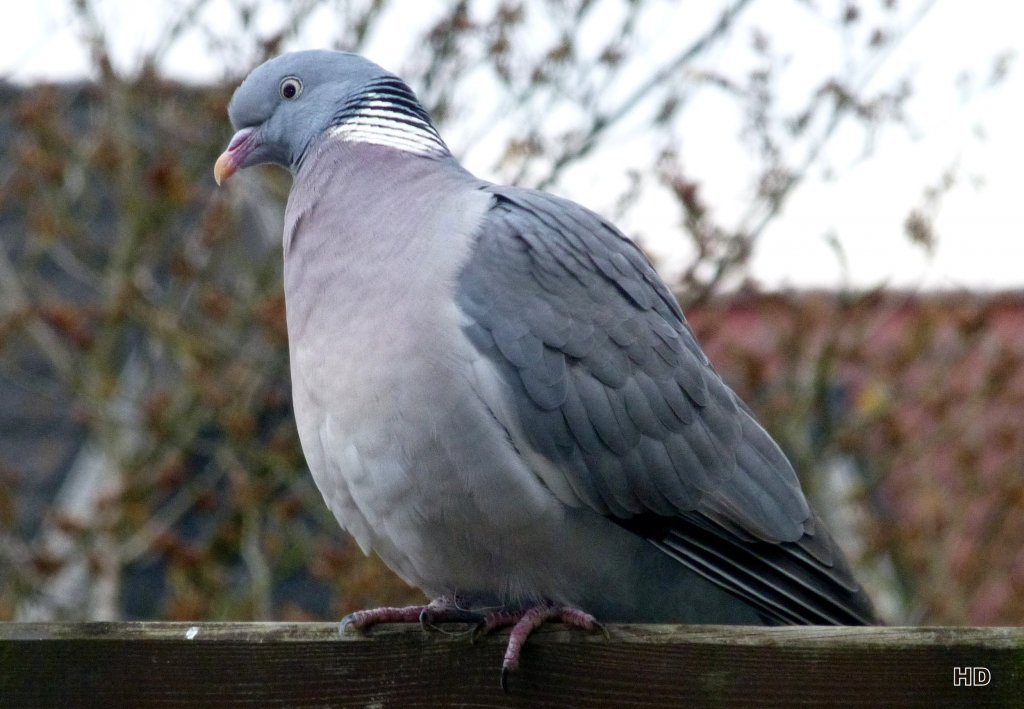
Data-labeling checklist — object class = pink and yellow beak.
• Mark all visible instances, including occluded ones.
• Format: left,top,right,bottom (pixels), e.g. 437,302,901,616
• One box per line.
213,127,257,186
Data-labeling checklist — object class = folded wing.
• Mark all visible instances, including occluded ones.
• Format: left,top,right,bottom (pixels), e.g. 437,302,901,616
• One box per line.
455,186,875,625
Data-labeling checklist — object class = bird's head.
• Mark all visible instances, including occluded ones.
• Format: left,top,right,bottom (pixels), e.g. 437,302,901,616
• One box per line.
214,50,446,185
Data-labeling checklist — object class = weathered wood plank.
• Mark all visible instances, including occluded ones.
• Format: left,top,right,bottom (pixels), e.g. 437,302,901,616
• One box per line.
1,623,1021,707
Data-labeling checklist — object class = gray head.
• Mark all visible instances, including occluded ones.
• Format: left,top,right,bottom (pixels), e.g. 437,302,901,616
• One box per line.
214,50,447,185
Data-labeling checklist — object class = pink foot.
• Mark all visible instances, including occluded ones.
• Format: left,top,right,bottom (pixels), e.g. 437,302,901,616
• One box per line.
339,596,482,635
480,603,605,691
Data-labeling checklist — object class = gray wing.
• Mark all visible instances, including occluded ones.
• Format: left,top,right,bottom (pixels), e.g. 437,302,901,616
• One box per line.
456,186,875,625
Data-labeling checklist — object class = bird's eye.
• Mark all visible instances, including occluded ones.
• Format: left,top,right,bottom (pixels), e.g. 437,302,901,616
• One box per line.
280,77,303,100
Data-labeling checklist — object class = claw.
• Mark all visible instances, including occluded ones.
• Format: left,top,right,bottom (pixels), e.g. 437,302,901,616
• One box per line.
340,598,601,691
339,597,482,637
338,605,425,635
484,602,602,690
338,615,360,636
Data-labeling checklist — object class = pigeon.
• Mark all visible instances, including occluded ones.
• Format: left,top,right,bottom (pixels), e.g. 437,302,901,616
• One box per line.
215,49,876,686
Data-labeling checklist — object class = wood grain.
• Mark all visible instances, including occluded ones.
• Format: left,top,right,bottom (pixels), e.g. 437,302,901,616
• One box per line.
1,623,1021,707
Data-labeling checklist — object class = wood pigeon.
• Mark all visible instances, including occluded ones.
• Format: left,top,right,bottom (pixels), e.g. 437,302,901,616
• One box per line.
215,49,876,686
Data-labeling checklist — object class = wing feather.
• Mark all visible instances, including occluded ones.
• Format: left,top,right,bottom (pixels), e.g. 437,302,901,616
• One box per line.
455,185,875,625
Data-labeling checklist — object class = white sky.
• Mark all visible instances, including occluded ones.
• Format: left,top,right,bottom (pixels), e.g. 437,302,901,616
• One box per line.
1,0,1021,291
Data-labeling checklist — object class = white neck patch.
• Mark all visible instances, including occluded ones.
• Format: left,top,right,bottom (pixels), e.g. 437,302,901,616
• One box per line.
329,92,449,158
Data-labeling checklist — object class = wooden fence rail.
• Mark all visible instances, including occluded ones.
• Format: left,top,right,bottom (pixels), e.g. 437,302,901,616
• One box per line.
1,622,1021,707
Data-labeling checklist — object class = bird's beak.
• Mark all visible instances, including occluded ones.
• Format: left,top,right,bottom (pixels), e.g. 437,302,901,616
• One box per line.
214,127,257,186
